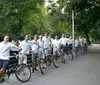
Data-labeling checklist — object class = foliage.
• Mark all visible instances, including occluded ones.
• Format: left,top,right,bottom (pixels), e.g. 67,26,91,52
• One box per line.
0,0,47,36
0,0,100,42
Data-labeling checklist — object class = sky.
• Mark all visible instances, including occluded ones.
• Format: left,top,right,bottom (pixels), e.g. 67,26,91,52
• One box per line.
45,0,58,7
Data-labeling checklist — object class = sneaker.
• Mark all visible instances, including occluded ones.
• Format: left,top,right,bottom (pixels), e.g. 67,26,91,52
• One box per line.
32,68,34,73
42,66,47,69
35,67,39,71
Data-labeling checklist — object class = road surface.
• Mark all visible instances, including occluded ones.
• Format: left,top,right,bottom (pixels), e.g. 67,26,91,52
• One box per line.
1,44,100,85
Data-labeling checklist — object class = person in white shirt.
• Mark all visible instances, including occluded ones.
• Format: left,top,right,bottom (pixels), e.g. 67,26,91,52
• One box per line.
60,34,67,50
31,35,44,70
79,36,84,47
75,38,79,48
42,33,52,66
31,35,39,55
37,35,44,58
42,33,50,50
83,37,87,44
52,35,60,55
83,37,88,52
66,36,73,50
48,34,54,53
60,34,67,45
37,35,46,69
0,35,21,83
48,34,53,43
19,35,31,64
68,36,74,45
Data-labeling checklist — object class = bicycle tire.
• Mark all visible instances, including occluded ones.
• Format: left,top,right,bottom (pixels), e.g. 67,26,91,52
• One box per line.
52,55,58,68
15,64,31,82
38,59,44,75
60,51,66,63
68,50,73,60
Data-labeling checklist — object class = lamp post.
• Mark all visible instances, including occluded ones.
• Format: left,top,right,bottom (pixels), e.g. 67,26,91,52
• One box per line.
72,9,77,58
72,10,75,50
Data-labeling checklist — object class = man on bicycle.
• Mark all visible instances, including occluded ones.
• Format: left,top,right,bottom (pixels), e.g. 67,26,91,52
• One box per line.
83,37,88,52
31,35,39,55
60,34,68,50
37,35,46,69
42,33,51,66
31,34,40,71
37,35,44,58
48,34,53,44
19,35,31,64
52,35,60,56
42,33,51,50
75,38,79,49
42,33,51,55
67,36,74,50
0,35,21,83
79,36,84,47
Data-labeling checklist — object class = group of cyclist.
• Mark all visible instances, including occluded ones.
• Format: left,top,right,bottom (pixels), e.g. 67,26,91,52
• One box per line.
0,33,87,83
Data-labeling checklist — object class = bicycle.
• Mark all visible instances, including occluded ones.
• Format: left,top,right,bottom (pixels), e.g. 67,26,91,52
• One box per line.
78,43,84,55
53,46,65,64
60,45,73,61
30,52,44,75
43,48,58,68
83,43,88,53
4,52,31,82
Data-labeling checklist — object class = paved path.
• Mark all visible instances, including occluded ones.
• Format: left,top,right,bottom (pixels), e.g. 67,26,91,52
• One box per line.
1,44,100,85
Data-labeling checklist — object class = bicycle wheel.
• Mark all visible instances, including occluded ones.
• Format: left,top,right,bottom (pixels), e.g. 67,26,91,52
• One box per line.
60,49,68,63
63,53,68,63
75,47,79,58
15,64,31,82
72,50,78,58
51,55,58,68
37,58,44,75
75,50,78,58
68,50,73,60
84,44,88,53
60,51,66,63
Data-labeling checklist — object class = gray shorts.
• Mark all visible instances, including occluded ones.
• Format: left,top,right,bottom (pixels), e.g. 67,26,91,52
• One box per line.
39,51,45,59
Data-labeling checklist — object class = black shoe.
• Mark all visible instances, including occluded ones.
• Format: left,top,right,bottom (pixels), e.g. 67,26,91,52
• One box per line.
34,67,39,71
32,68,34,73
0,79,5,83
42,67,47,69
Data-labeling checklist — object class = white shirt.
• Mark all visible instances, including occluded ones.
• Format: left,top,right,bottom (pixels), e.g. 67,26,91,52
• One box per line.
48,37,54,43
69,39,74,44
31,40,39,53
84,38,87,44
52,39,60,51
0,42,14,60
75,39,79,47
60,37,67,46
42,36,50,48
79,38,83,44
37,39,44,51
19,40,31,55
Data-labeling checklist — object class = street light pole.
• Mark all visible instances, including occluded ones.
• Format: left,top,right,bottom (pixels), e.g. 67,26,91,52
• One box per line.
72,10,75,50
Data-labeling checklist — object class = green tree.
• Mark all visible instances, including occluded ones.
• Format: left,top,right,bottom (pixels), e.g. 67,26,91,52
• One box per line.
0,0,49,36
